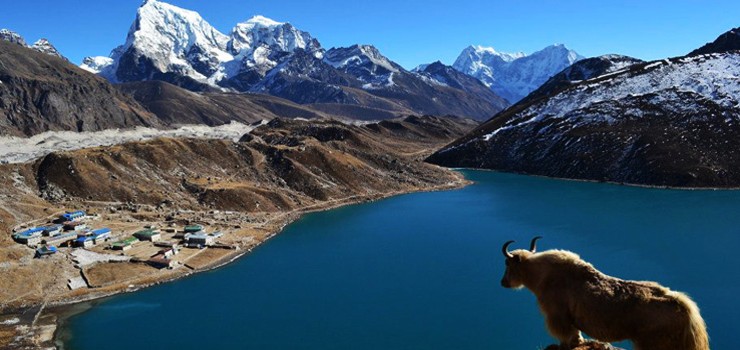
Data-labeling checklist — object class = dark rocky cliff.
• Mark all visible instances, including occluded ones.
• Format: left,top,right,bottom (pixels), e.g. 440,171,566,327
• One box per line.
0,40,159,136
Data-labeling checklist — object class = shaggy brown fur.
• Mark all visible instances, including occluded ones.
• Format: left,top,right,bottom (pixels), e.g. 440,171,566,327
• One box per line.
501,241,709,350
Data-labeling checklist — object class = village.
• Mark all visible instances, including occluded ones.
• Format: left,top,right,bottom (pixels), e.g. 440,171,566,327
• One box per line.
9,209,240,280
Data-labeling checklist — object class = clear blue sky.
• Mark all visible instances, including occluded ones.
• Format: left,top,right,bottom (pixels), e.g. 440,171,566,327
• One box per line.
2,0,738,69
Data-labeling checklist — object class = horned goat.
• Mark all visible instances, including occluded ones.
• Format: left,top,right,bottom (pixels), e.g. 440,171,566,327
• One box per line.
500,237,709,350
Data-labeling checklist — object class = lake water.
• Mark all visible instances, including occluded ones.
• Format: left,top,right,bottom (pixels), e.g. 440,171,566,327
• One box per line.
62,170,739,349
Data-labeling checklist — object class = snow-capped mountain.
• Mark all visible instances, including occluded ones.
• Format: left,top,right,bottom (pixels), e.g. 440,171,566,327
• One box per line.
82,0,509,120
81,0,322,90
428,29,740,188
81,0,232,88
228,16,321,71
80,56,115,74
324,45,402,88
220,16,322,90
30,39,66,60
412,61,508,110
453,44,583,103
1,29,67,60
251,45,508,120
0,29,26,46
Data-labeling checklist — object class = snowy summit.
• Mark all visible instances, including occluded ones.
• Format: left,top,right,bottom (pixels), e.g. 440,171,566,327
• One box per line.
81,0,320,88
453,44,583,103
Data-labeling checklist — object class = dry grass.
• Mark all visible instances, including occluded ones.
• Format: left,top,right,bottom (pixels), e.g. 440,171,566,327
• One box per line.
83,262,156,288
184,248,234,270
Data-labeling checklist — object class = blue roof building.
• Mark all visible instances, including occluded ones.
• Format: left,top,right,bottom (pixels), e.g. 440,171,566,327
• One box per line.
16,227,45,236
60,210,86,222
42,225,63,237
43,232,77,246
14,227,45,244
91,228,111,236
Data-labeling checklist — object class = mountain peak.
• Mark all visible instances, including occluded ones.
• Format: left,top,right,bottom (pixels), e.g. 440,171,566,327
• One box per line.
31,38,66,60
465,45,526,62
324,44,401,74
228,14,321,73
0,28,27,46
244,15,283,27
0,30,66,59
115,0,231,83
453,43,583,102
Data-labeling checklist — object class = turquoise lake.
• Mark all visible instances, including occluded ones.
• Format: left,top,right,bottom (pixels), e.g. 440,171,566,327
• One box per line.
63,170,739,349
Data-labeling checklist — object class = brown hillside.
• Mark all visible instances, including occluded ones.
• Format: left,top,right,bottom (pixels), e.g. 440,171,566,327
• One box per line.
0,40,159,136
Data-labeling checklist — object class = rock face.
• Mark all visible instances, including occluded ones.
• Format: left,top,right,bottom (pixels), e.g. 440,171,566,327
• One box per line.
688,27,740,56
0,40,159,137
428,46,740,188
453,44,584,103
82,0,508,120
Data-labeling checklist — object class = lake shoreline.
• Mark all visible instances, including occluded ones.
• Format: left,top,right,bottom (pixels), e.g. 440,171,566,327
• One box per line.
41,173,471,350
451,167,740,191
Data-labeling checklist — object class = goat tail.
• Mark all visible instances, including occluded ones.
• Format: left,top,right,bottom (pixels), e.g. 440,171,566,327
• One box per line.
674,292,709,350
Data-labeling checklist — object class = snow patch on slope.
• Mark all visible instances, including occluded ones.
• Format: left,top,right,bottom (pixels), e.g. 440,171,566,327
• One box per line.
482,53,740,139
80,56,115,74
0,122,259,164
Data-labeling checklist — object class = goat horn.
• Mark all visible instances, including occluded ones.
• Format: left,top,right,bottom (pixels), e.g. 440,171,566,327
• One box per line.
530,236,543,253
502,240,515,259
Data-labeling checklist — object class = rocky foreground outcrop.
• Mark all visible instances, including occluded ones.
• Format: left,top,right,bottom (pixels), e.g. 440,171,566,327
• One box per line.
544,341,624,350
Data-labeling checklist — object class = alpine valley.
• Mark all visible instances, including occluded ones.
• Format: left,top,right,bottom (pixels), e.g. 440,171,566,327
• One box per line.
1,1,740,349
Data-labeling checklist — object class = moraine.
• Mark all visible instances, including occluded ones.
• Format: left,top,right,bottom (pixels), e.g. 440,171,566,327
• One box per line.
60,170,739,350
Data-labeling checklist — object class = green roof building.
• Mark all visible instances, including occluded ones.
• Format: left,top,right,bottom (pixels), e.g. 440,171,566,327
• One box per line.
133,229,161,241
184,225,204,233
112,236,139,250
